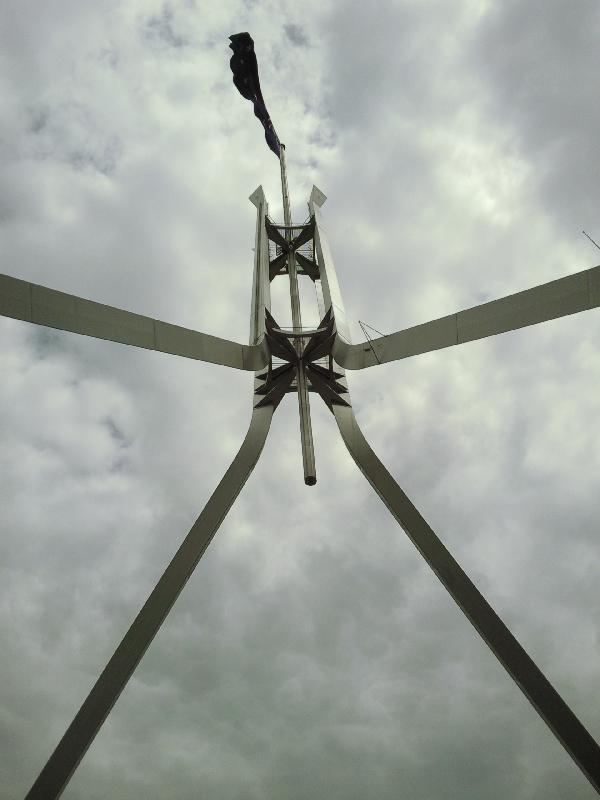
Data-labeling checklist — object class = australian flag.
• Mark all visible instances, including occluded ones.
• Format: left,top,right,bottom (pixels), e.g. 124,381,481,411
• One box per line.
229,32,281,158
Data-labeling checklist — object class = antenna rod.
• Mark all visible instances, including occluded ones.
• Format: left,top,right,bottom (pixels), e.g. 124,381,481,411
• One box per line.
279,144,316,485
582,229,600,252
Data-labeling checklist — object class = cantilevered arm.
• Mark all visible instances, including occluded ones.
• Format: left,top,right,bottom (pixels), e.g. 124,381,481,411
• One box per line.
25,404,273,800
335,265,600,369
0,273,269,371
333,404,600,795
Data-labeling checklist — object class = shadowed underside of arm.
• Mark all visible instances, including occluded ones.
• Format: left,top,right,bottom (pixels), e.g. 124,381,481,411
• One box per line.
335,264,600,369
0,273,269,371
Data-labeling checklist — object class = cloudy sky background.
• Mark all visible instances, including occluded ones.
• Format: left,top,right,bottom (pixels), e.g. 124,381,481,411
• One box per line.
1,1,600,797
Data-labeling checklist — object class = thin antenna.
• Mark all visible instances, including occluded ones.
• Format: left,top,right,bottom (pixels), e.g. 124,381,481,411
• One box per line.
582,230,600,252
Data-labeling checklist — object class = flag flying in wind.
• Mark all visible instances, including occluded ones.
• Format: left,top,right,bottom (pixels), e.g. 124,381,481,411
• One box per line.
229,32,281,158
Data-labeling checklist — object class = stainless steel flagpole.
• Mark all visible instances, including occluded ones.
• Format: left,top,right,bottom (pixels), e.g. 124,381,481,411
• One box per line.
279,143,316,485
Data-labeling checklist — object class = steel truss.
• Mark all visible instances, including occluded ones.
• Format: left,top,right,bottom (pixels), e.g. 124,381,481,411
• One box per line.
1,181,599,797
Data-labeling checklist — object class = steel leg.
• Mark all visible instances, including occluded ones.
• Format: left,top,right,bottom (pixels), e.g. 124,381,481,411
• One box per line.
25,405,274,800
333,404,600,795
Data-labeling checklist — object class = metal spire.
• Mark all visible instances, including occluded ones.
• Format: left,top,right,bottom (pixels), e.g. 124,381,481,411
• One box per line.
279,143,317,485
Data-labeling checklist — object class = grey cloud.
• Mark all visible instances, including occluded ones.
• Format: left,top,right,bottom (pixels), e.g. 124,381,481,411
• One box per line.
23,103,123,175
28,106,50,135
467,0,600,236
284,23,309,48
1,1,600,799
143,4,189,49
69,136,123,176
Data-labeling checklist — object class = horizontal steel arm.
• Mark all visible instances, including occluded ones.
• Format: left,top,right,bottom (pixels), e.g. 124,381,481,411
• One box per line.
335,264,600,369
333,404,600,795
25,404,274,800
0,273,269,371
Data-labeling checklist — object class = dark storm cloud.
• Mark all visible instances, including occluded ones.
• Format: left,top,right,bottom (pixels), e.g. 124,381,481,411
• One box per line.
1,1,600,799
284,23,309,48
467,0,600,236
143,4,189,49
322,1,469,130
68,136,123,176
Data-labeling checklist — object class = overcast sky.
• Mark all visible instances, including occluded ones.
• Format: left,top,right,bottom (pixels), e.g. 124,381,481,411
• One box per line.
1,1,600,798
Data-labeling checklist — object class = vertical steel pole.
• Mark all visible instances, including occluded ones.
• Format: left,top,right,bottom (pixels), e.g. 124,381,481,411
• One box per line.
279,144,316,485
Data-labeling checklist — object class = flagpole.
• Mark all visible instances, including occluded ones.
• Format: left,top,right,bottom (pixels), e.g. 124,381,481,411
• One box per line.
279,143,317,485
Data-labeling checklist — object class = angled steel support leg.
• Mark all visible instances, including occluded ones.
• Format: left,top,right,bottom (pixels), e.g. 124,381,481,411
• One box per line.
25,186,276,799
309,183,600,794
25,404,274,800
333,403,600,795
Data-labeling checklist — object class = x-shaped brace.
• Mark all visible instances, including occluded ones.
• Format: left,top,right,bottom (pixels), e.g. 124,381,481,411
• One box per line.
266,217,319,281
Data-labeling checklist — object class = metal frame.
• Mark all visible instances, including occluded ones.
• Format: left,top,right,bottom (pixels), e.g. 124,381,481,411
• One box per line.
1,180,599,797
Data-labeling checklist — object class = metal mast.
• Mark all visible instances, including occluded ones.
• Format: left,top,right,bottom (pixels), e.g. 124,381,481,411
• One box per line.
279,143,316,485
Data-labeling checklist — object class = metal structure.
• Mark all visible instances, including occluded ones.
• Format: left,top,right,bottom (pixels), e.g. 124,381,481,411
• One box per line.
1,148,600,797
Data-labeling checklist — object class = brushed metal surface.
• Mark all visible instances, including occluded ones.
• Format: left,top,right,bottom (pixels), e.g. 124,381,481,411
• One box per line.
25,405,273,800
334,264,600,370
280,146,316,485
0,272,269,371
333,403,600,794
